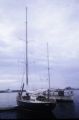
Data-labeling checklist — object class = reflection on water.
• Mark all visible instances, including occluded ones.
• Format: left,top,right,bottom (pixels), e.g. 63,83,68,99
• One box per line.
0,110,56,119
0,90,79,119
0,110,17,119
53,90,79,119
16,110,56,119
54,102,75,119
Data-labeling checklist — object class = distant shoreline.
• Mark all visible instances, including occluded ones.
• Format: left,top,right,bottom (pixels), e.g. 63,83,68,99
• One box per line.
0,90,26,93
0,88,79,93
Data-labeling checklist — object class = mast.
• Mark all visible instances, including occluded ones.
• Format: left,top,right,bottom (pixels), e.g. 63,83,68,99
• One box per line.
47,43,50,100
26,7,28,87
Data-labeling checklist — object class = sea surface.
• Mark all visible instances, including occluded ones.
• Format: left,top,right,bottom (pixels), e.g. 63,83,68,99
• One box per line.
0,90,79,119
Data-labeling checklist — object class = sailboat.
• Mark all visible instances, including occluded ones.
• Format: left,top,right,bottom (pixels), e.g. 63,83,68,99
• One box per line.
16,8,56,112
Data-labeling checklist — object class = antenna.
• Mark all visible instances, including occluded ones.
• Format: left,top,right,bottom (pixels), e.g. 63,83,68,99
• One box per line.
47,42,50,100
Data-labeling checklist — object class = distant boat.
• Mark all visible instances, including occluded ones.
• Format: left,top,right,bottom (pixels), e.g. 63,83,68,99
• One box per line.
52,89,73,102
16,7,56,112
43,88,73,102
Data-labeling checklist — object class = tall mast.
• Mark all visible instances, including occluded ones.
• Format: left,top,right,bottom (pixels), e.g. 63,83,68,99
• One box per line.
47,43,50,100
26,7,28,87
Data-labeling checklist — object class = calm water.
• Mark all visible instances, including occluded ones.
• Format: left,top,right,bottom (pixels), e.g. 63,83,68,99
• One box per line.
0,90,79,119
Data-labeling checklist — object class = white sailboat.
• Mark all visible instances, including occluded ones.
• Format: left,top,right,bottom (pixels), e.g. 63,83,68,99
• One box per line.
51,88,73,102
43,88,73,102
16,8,56,112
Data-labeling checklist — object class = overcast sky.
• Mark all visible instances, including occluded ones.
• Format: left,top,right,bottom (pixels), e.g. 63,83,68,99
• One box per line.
0,0,79,90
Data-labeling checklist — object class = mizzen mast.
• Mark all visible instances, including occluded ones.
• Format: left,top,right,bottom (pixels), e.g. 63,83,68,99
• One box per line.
47,43,50,100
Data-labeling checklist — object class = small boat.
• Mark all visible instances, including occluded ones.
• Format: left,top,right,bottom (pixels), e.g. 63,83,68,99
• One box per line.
16,7,56,112
43,88,73,102
53,89,73,102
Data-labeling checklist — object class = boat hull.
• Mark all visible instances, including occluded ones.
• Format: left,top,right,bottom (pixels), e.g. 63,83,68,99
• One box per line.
50,96,73,102
17,100,56,112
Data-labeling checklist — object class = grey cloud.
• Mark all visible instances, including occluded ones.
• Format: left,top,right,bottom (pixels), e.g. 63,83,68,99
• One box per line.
0,0,79,89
